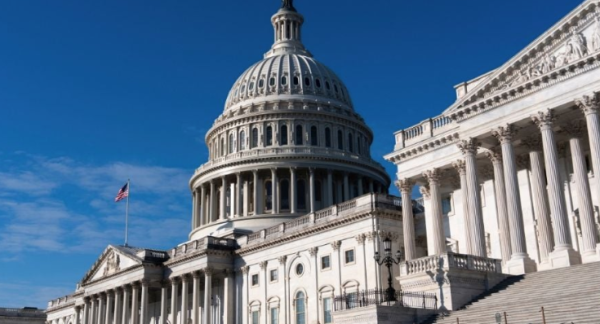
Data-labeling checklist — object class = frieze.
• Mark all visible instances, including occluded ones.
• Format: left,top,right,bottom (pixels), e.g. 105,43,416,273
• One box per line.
386,133,460,163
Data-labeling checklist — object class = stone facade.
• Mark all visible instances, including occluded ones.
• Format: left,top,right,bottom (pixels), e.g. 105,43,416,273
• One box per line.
0,308,46,324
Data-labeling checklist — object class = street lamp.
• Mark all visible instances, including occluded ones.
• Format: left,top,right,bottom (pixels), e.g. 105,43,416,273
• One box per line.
374,237,403,302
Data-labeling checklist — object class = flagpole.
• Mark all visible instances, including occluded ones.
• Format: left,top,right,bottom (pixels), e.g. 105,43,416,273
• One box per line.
125,179,130,247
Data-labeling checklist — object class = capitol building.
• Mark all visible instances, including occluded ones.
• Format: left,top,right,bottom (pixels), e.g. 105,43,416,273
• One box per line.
47,0,600,323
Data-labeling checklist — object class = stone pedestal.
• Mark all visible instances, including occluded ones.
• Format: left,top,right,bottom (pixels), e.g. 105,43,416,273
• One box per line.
399,253,507,311
332,305,437,324
505,256,537,275
549,248,582,269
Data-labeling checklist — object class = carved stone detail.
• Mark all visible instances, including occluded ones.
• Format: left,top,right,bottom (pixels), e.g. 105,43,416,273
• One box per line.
103,251,120,277
491,124,518,143
355,234,366,245
457,138,480,155
422,168,442,185
485,149,502,164
523,135,544,151
241,266,250,274
331,240,341,251
531,109,556,129
419,185,431,200
308,247,319,256
452,160,466,175
278,255,287,265
395,179,414,193
259,261,268,269
575,92,600,115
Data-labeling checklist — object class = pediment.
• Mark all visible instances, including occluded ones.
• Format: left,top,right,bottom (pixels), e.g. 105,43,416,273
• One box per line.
81,245,143,285
445,1,600,116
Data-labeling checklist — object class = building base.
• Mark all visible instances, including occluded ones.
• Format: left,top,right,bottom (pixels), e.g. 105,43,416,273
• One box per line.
506,256,537,275
549,248,582,269
332,304,438,324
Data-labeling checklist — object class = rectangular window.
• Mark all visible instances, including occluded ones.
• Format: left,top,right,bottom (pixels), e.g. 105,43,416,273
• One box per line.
270,307,279,324
252,311,259,324
323,298,332,323
321,255,331,270
345,249,355,264
252,274,259,286
270,269,278,282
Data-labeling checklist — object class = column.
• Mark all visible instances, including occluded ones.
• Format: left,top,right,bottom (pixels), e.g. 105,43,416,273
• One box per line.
192,273,200,324
192,191,197,229
343,172,349,201
397,179,416,260
271,168,278,214
357,177,363,196
170,278,179,324
485,151,512,264
159,283,168,324
105,291,113,324
241,266,250,324
523,136,554,264
308,248,319,324
452,159,473,255
75,306,82,324
309,168,316,213
457,139,487,256
220,176,227,220
566,122,599,259
203,269,213,324
532,110,581,267
139,280,149,324
290,168,297,213
83,298,90,324
121,286,130,324
209,181,215,223
113,289,122,324
180,276,189,324
253,170,259,215
236,173,243,217
243,179,250,217
327,170,333,206
492,124,537,274
200,185,206,226
131,283,139,324
224,270,235,324
90,296,97,324
98,294,105,324
576,93,600,211
422,169,446,255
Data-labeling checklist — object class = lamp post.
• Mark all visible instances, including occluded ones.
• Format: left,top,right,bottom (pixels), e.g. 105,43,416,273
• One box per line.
374,237,403,302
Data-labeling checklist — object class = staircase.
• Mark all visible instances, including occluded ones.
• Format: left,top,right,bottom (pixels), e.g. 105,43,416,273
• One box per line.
422,261,600,324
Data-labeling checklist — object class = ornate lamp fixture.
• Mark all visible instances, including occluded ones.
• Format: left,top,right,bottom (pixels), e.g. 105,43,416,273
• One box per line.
374,237,403,302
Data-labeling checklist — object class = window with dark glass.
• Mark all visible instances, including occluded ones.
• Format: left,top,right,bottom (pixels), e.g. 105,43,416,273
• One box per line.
270,77,275,86
357,135,361,154
265,180,273,210
304,77,311,86
220,138,225,156
240,131,246,150
295,292,306,324
280,125,288,145
315,180,322,202
293,76,299,85
266,126,273,146
310,126,318,146
321,255,331,269
281,76,287,86
251,128,259,148
270,269,278,282
348,133,353,153
228,133,234,154
345,250,355,264
337,130,343,150
325,128,331,148
252,274,259,286
316,78,321,88
259,79,264,88
323,298,333,323
296,125,303,145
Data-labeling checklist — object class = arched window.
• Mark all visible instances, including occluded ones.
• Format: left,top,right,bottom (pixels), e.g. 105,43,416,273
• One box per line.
281,179,290,210
228,133,234,154
293,76,299,85
266,126,273,147
325,128,331,148
251,128,259,148
281,125,288,145
304,77,311,87
310,126,318,146
347,133,353,153
239,130,246,150
297,179,306,210
295,292,306,324
220,137,225,156
265,180,273,211
296,125,303,145
337,130,343,150
356,135,361,155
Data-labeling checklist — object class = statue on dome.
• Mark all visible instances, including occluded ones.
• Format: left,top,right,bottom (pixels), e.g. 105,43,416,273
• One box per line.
282,0,296,11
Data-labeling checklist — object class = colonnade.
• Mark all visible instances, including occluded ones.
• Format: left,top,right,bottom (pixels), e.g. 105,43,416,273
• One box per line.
192,168,385,228
397,93,600,273
77,269,233,324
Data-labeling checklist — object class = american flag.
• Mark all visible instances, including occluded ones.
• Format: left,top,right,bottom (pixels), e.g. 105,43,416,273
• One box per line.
115,182,129,202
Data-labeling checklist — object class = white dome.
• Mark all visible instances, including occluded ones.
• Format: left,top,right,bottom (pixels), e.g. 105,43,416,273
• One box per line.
224,54,353,112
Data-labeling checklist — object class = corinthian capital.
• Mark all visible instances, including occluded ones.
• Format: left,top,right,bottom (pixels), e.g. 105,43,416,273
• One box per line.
456,138,480,155
484,149,502,164
492,124,517,144
531,109,556,130
422,168,442,185
419,185,431,200
395,179,414,193
277,255,287,265
561,120,585,139
575,92,600,115
522,135,543,151
452,160,466,175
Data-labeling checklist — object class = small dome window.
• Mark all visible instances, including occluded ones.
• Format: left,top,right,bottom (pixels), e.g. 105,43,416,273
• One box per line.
304,77,311,86
282,76,288,86
241,85,246,93
234,87,239,97
325,81,330,90
316,79,321,88
296,263,304,276
293,76,299,85
334,84,339,93
259,79,265,88
249,82,254,91
270,77,276,86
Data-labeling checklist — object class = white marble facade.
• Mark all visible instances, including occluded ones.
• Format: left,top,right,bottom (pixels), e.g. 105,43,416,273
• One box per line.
47,0,600,323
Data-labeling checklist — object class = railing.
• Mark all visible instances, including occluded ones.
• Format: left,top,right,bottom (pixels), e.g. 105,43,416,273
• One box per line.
169,236,236,258
333,289,438,312
393,114,456,150
401,252,502,276
0,308,46,318
47,294,76,310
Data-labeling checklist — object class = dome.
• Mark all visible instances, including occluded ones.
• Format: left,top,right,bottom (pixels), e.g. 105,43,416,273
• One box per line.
224,54,354,112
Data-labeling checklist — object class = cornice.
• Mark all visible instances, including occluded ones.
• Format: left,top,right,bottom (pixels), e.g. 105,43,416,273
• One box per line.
385,133,460,164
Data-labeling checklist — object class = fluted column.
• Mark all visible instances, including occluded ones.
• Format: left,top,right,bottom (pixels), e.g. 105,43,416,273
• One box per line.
343,172,349,201
121,286,130,324
485,150,512,263
224,270,235,324
327,170,333,206
131,283,140,324
236,173,243,217
423,169,446,255
209,181,215,223
192,191,198,229
397,179,416,260
75,306,82,324
83,298,90,324
140,280,150,324
113,289,122,324
532,109,581,267
159,283,168,324
290,168,297,213
220,176,227,220
253,170,259,215
523,136,554,263
203,269,213,324
271,168,278,214
180,276,189,324
105,291,113,324
492,124,536,274
565,121,599,259
170,278,179,324
309,168,316,213
199,185,206,226
98,294,105,324
191,273,200,324
576,93,600,209
452,159,473,255
89,297,96,324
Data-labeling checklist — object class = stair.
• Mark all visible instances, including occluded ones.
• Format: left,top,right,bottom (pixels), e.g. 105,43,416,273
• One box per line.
421,261,600,324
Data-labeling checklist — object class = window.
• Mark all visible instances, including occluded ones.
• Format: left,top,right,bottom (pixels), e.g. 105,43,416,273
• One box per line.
270,77,275,86
281,179,290,210
310,126,318,146
266,180,273,210
259,79,265,88
252,311,259,324
228,133,234,154
220,137,225,156
323,298,332,323
345,249,355,264
270,269,278,282
316,78,321,88
293,76,299,85
325,128,331,148
282,76,288,86
304,77,311,86
296,264,304,276
357,135,361,154
249,82,254,91
281,125,288,145
325,81,331,90
266,126,273,146
240,130,246,150
321,255,331,270
295,125,303,145
251,128,259,148
442,196,453,215
337,130,343,150
270,308,279,324
347,133,353,153
295,292,306,324
252,274,259,286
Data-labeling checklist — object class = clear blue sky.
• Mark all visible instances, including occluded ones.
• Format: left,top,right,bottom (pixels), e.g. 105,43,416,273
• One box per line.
0,0,580,308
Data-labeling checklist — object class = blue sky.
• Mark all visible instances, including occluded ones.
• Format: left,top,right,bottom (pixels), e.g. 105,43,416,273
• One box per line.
0,0,581,308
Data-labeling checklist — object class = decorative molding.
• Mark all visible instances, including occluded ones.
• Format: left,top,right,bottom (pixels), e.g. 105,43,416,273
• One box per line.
277,255,287,265
395,179,414,193
492,124,518,144
531,109,556,129
522,135,544,151
484,149,502,164
259,261,268,270
355,234,366,245
456,138,480,155
308,247,319,256
422,168,442,185
561,120,586,138
419,185,431,200
452,160,466,176
331,240,341,251
575,91,600,115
